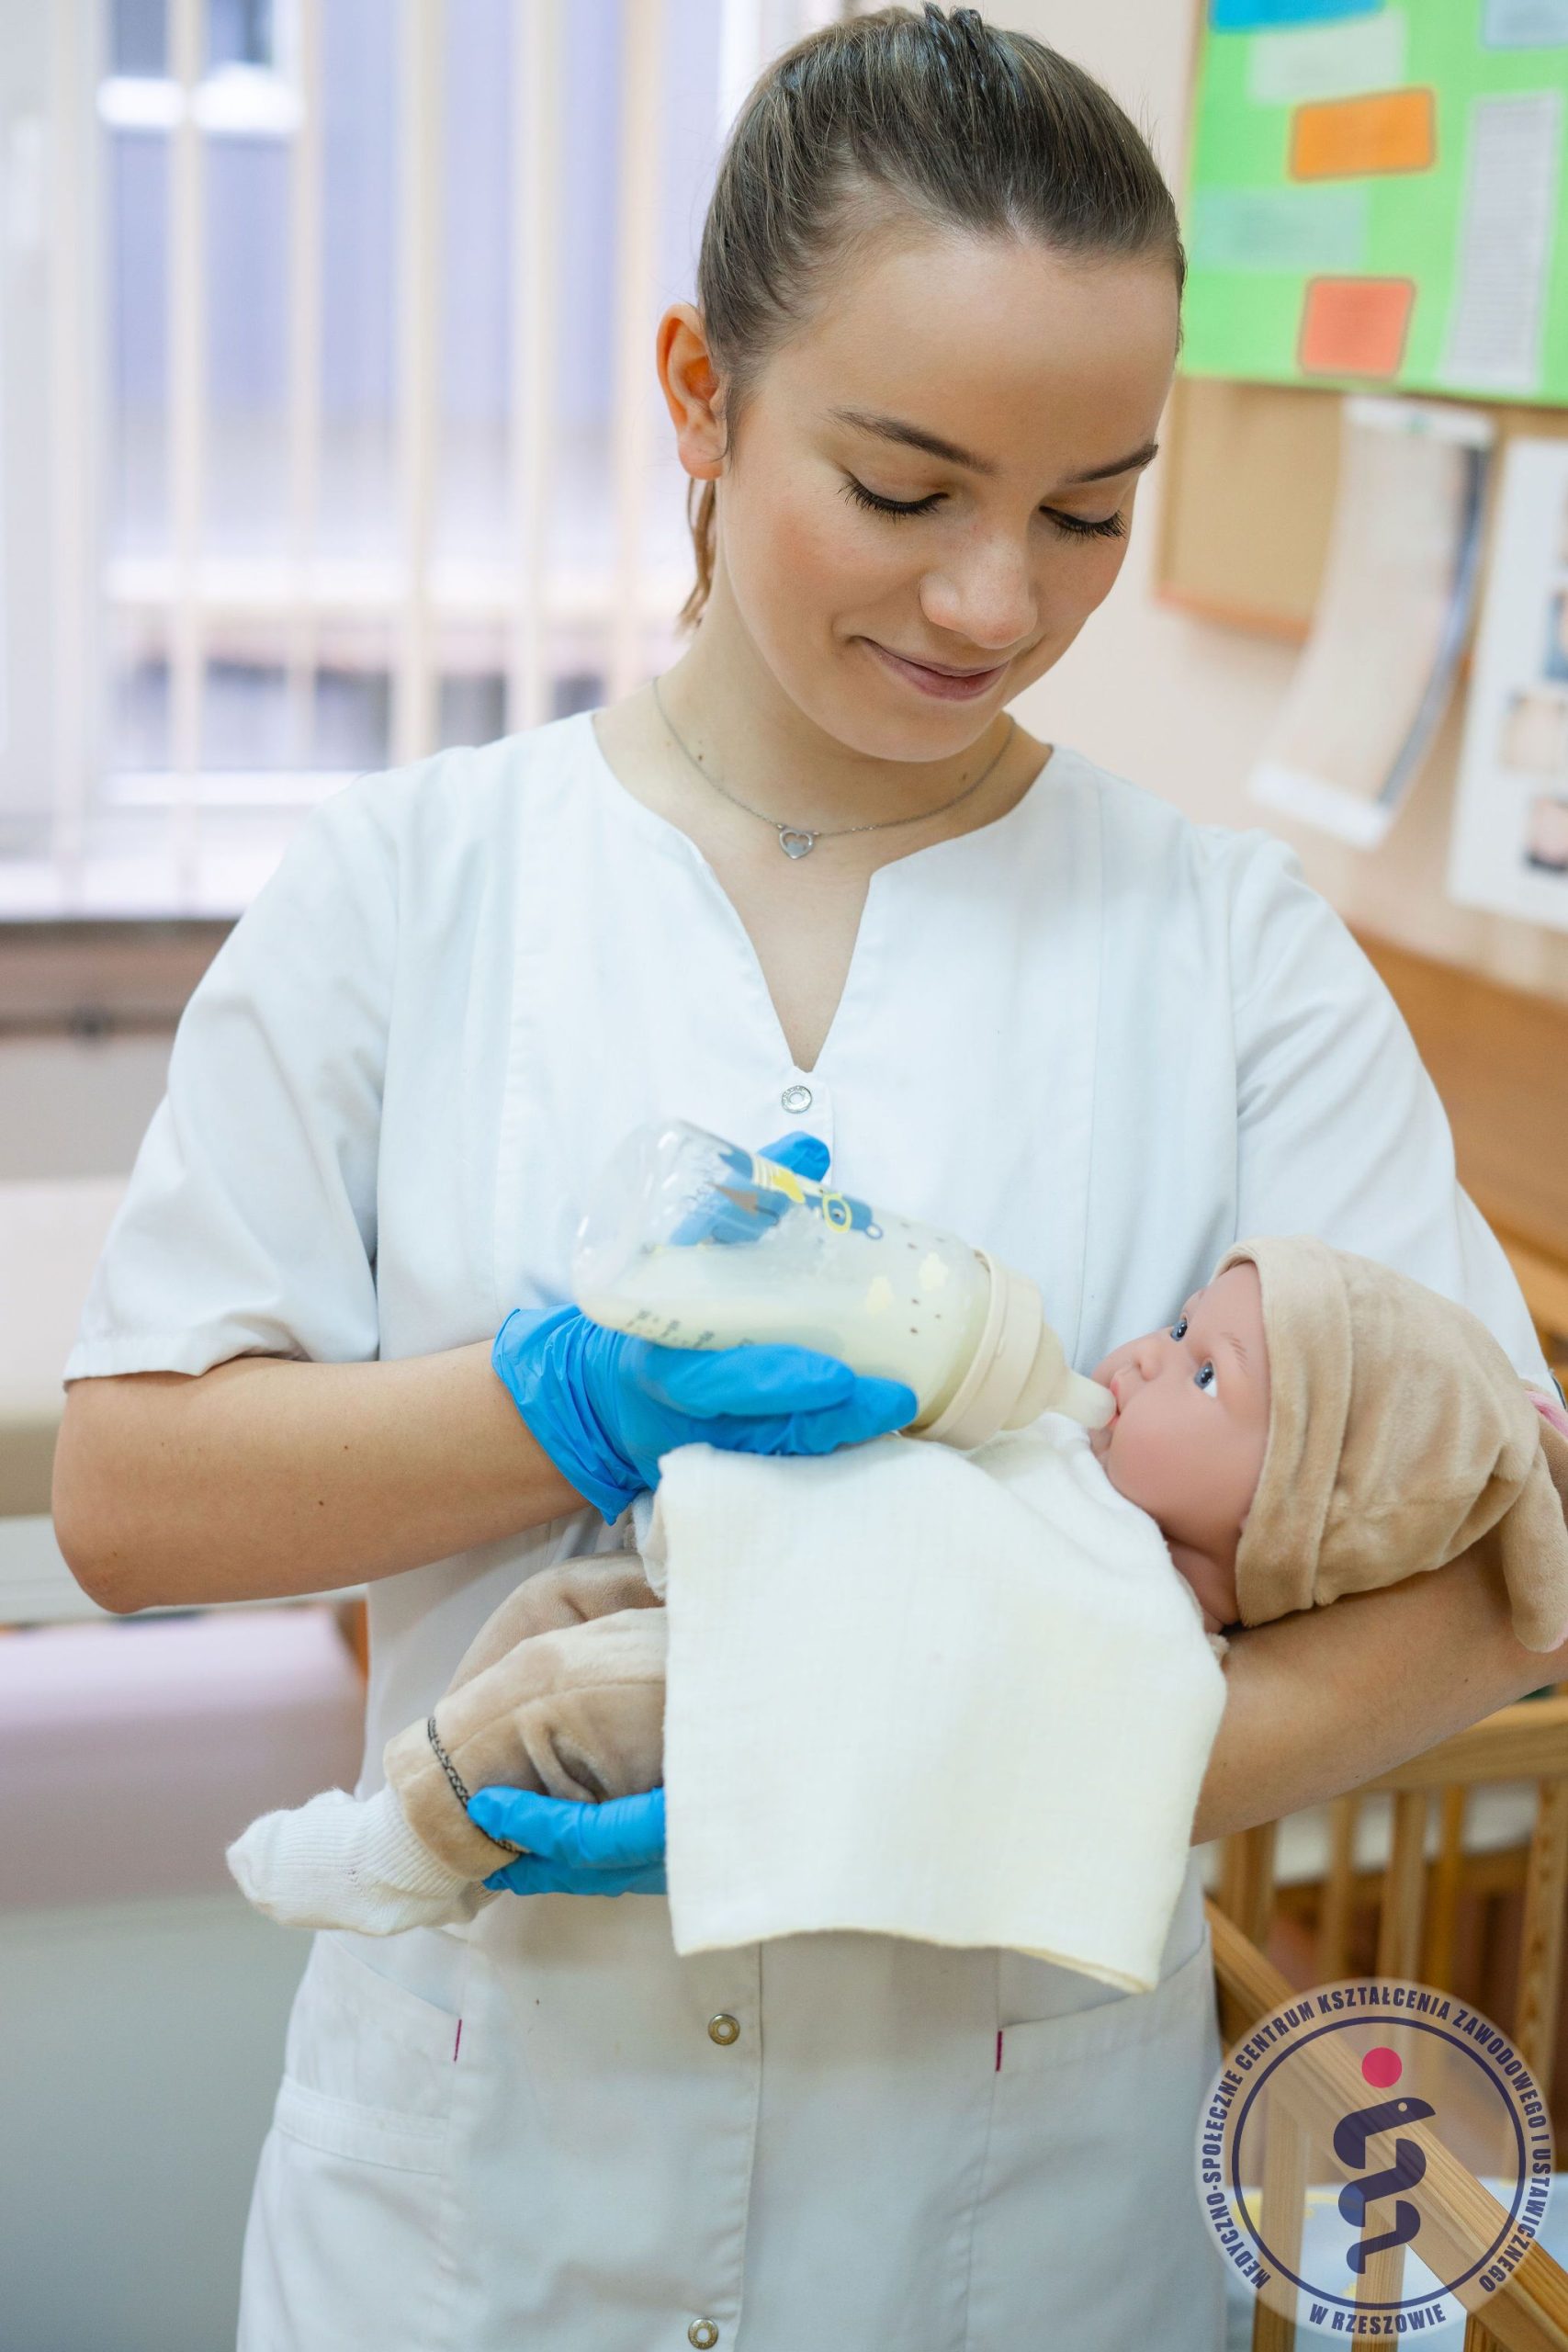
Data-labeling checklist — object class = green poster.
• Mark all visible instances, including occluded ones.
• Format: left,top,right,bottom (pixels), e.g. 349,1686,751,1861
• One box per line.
1180,0,1568,403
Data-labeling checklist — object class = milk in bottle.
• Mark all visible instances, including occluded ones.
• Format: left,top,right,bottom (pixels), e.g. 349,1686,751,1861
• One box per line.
571,1121,1113,1446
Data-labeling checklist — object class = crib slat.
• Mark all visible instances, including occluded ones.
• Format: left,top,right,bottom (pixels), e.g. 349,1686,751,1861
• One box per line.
1355,2237,1405,2319
1516,1777,1568,2098
1250,2092,1308,2352
1376,1790,1428,1980
1252,2294,1295,2349
1422,1784,1469,1991
1318,1795,1359,1978
1220,1820,1280,1951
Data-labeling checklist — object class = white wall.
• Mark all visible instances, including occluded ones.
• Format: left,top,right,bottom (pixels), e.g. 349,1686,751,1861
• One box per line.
0,1033,175,1181
1008,0,1568,1008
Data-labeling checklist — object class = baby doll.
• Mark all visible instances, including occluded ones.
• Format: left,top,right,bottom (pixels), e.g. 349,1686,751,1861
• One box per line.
1091,1238,1568,1646
227,1235,1568,1935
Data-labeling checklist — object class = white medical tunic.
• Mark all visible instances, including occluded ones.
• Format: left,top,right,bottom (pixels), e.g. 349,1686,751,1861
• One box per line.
66,709,1552,2352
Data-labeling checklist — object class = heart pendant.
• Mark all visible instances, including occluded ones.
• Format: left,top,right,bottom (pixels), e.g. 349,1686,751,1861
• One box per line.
778,828,816,858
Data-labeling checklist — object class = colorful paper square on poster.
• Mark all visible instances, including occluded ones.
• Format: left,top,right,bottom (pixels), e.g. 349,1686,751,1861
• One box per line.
1290,88,1436,178
1247,14,1408,104
1212,0,1382,28
1190,185,1369,271
1483,0,1568,46
1299,277,1415,374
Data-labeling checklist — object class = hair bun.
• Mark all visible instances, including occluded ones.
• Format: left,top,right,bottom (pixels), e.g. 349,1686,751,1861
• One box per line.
919,3,992,109
923,4,990,52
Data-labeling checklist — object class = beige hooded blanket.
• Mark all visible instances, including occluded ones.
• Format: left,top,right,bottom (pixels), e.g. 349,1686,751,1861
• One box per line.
1218,1236,1568,1653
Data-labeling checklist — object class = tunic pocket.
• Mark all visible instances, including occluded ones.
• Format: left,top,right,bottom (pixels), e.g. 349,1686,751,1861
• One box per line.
964,1926,1226,2352
271,1931,468,2170
238,1931,472,2352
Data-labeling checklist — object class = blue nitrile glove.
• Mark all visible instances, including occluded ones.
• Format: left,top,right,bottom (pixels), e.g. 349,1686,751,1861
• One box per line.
468,1784,668,1896
494,1131,918,1521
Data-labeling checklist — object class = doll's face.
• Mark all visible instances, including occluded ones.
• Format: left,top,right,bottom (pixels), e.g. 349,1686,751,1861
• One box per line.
1088,1263,1270,1636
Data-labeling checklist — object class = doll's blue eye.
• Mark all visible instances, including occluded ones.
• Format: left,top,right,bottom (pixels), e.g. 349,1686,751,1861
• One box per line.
1194,1360,1217,1394
1169,1315,1188,1341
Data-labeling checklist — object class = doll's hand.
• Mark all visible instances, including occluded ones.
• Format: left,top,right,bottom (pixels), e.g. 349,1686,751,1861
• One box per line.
467,1785,668,1896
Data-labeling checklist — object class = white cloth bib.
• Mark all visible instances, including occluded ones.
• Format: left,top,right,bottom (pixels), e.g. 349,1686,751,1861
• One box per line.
635,1419,1226,1992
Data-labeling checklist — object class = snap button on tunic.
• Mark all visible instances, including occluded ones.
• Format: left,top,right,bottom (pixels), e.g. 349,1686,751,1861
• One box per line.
707,2014,741,2046
780,1082,813,1113
67,709,1551,2351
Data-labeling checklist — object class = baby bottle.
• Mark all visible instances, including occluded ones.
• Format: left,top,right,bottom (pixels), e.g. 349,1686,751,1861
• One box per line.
570,1120,1114,1447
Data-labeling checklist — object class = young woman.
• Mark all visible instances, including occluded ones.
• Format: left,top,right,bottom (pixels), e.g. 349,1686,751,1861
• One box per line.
53,10,1566,2347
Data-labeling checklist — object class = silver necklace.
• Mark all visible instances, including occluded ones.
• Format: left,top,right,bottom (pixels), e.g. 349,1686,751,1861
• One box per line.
650,673,1016,858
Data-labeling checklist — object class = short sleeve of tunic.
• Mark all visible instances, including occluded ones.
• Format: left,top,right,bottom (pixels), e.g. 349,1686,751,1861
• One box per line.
62,773,397,1382
1224,828,1556,1394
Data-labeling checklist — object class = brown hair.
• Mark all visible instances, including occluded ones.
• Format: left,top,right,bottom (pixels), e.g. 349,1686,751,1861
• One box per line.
676,5,1186,634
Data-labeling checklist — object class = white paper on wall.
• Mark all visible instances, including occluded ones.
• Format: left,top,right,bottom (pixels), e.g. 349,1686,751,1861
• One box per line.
1250,397,1495,849
1438,90,1562,398
1447,437,1568,936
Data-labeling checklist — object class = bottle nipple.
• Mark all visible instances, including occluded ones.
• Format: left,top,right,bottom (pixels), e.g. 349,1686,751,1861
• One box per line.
1006,1296,1115,1431
1043,1366,1117,1430
918,1253,1114,1448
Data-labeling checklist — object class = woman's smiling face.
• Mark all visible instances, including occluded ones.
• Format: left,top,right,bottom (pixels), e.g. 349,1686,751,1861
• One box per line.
706,225,1179,757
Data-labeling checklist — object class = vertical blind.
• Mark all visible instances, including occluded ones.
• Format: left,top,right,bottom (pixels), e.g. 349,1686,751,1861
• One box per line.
0,0,839,915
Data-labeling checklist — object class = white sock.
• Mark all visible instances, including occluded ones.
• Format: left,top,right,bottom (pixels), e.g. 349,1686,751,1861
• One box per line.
226,1782,495,1935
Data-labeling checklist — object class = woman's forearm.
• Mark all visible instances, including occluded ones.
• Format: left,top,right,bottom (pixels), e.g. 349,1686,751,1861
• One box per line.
53,1343,587,1613
1190,1540,1568,1847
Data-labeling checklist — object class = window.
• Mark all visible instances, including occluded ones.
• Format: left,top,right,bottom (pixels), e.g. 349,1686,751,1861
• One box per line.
0,0,840,916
